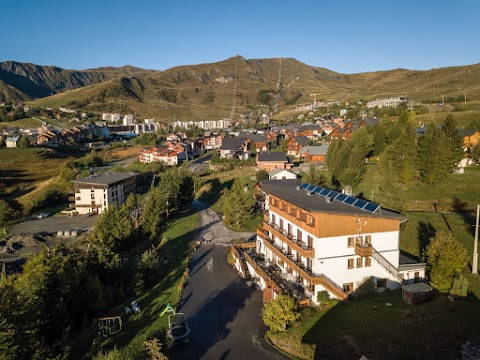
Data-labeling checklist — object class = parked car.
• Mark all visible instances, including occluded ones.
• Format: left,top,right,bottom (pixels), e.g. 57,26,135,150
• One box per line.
36,212,50,219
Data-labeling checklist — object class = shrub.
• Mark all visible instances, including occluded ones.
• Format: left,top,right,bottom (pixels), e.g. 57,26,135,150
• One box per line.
450,274,469,297
262,294,301,332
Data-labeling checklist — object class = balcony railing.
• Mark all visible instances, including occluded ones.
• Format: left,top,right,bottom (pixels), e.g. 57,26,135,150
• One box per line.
263,223,315,258
355,242,372,257
258,232,347,301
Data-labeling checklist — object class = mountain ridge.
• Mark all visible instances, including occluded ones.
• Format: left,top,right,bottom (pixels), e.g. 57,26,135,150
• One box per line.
1,57,479,120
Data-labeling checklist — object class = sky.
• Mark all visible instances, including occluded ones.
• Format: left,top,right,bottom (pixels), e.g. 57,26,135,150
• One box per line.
2,0,479,74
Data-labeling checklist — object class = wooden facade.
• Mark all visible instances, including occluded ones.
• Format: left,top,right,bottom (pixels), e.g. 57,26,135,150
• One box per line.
268,194,400,238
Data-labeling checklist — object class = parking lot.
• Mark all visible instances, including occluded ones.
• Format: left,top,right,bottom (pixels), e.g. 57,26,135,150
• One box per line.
8,213,99,236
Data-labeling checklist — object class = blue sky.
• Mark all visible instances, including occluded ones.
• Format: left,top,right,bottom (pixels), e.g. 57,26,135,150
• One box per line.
2,0,479,73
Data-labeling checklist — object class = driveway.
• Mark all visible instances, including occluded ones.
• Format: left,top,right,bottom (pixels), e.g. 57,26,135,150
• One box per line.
171,202,285,359
172,245,287,360
193,200,254,246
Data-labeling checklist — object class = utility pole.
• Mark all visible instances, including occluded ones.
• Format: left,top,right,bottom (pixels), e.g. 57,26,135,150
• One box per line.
473,204,479,274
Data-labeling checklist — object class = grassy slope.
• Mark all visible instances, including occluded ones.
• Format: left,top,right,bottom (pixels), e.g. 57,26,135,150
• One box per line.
0,147,73,199
27,59,480,121
0,117,41,128
70,209,200,359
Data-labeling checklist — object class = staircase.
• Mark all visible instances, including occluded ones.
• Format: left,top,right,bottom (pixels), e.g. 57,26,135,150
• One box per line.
371,247,403,282
318,274,348,301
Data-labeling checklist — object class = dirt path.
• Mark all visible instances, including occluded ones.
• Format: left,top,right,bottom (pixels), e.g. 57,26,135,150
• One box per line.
193,200,254,246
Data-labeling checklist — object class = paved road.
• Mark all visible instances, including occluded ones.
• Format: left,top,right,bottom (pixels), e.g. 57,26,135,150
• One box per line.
172,245,287,360
171,202,285,360
186,154,212,174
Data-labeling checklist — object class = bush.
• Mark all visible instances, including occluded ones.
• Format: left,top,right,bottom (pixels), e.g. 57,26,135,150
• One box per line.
450,274,469,297
317,290,330,305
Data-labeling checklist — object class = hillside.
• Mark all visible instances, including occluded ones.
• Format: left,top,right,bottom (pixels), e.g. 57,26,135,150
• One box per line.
2,57,480,121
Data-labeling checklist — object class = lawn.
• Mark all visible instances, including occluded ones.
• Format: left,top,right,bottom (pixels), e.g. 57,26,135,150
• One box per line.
269,290,480,360
400,211,475,263
69,209,200,359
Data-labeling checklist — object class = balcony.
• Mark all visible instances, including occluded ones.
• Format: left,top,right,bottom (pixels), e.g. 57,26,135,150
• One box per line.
355,241,372,257
263,223,315,258
68,196,80,202
256,230,348,301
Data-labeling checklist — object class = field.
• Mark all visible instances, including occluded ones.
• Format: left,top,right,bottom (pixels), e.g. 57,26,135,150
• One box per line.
0,147,76,202
70,209,200,359
0,117,41,128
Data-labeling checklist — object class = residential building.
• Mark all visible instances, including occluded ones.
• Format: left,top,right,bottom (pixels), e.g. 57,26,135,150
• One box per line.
233,180,426,304
461,130,480,150
5,137,20,148
366,97,408,109
256,151,291,172
286,136,308,156
219,137,249,159
299,144,329,162
70,173,138,215
269,169,297,180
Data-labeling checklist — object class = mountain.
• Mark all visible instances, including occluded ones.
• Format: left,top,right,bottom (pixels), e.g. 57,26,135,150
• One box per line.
2,57,480,121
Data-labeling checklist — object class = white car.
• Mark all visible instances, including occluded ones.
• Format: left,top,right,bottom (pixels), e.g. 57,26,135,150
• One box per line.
36,212,50,219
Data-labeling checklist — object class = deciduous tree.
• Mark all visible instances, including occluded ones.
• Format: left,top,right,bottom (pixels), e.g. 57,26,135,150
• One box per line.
262,294,301,332
426,232,468,292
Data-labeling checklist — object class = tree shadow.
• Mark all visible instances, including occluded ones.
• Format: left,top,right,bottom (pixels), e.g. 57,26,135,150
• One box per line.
171,281,254,360
417,221,436,261
303,283,480,360
452,197,476,236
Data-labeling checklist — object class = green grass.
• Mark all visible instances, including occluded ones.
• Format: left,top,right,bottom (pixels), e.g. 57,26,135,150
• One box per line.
0,117,41,128
69,209,200,359
269,290,480,360
400,211,475,263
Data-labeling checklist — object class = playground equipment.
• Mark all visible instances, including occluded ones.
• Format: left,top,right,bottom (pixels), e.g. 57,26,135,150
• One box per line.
161,303,190,343
96,316,123,337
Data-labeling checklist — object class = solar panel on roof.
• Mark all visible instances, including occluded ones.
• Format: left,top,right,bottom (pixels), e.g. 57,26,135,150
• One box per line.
328,191,340,199
319,188,330,196
344,196,356,205
364,203,380,213
353,199,368,209
306,184,316,191
336,193,348,202
313,187,322,194
300,183,309,189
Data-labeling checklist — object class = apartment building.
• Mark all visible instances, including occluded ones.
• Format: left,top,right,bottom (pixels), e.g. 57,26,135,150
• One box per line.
71,173,138,214
235,180,426,304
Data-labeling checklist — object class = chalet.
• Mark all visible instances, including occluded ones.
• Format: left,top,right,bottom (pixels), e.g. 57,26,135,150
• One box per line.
286,136,308,156
256,151,291,172
37,130,60,146
219,137,249,159
5,137,20,148
248,134,269,152
297,124,323,138
299,144,329,162
204,134,224,150
461,130,480,150
231,180,426,304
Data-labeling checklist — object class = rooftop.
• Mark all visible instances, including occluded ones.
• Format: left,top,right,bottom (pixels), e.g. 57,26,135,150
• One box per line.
257,151,288,162
261,179,404,220
72,172,137,186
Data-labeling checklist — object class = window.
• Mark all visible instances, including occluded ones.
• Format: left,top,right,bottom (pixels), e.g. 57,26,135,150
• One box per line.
347,259,354,269
365,235,371,244
297,229,302,242
356,258,363,268
347,237,354,248
91,194,95,200
343,282,353,293
308,215,315,227
307,235,313,248
365,257,371,267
